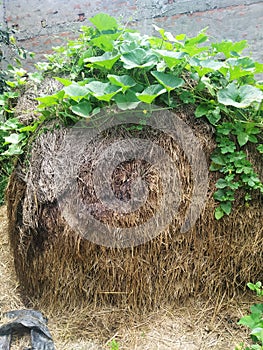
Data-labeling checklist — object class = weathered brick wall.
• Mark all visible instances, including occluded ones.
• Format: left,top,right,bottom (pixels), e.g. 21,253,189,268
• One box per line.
0,0,262,68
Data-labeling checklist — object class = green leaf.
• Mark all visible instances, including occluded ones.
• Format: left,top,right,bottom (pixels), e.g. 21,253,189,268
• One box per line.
220,142,236,154
36,94,60,107
217,83,263,108
220,201,232,215
179,91,195,104
107,74,136,92
257,144,263,154
214,189,235,202
64,84,90,101
210,154,226,166
237,132,249,147
195,103,211,118
217,123,233,135
186,30,208,45
114,90,141,110
200,59,225,70
206,107,221,126
251,327,263,341
153,49,186,69
190,58,225,76
212,40,247,58
0,118,22,131
227,66,253,81
2,143,24,156
215,206,224,220
250,303,263,314
151,71,184,92
136,84,166,103
90,33,120,51
55,77,73,86
28,72,43,83
149,37,173,51
86,81,121,102
121,48,158,69
153,25,179,43
85,52,120,70
255,61,263,74
89,13,118,32
200,76,216,96
238,311,262,329
19,122,40,132
247,282,263,294
4,133,25,144
216,178,229,189
71,101,92,118
119,41,138,54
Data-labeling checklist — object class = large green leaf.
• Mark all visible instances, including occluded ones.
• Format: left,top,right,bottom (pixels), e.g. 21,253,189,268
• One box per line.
217,83,263,108
4,133,25,144
136,84,166,103
114,90,141,110
223,57,255,80
251,327,263,341
55,77,72,86
0,118,22,131
90,33,120,51
86,81,121,102
211,40,247,58
120,48,158,69
71,101,92,118
228,66,253,81
153,49,186,69
151,71,184,92
36,90,65,106
200,59,225,70
85,52,120,70
64,84,90,101
107,74,136,92
185,31,208,46
2,143,24,156
89,13,118,32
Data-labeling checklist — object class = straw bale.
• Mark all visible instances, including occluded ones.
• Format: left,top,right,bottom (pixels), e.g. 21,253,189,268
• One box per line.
5,99,263,312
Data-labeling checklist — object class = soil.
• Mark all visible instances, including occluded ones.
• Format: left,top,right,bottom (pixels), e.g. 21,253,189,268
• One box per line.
0,205,252,350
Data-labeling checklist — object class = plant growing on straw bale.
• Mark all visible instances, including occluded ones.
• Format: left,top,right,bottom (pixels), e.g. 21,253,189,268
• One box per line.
235,282,263,350
0,25,33,205
1,13,262,311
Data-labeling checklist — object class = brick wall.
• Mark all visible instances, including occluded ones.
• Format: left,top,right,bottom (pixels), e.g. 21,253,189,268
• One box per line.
0,0,262,68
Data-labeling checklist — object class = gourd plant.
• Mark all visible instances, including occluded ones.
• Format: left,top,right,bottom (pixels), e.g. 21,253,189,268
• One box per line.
0,13,262,217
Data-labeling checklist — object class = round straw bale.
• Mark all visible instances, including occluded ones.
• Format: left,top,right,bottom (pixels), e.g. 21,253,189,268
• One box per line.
6,100,262,311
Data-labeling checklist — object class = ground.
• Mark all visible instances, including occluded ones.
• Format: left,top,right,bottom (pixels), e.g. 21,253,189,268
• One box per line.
0,205,253,349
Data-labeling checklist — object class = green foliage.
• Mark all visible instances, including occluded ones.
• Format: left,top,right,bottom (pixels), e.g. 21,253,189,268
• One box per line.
0,13,262,214
0,24,35,204
108,339,119,350
235,282,263,350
